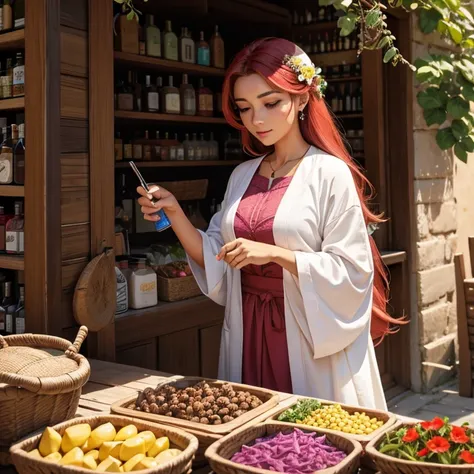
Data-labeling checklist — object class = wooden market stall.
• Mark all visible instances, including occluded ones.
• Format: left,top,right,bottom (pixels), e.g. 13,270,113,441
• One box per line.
0,0,414,399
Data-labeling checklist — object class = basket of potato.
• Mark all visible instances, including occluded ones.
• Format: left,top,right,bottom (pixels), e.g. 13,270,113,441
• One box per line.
9,415,198,474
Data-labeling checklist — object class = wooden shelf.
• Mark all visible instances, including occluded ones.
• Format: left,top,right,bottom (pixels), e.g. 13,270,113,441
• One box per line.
336,113,363,119
116,160,243,168
0,28,25,51
381,250,407,267
114,52,226,77
292,21,337,34
0,185,24,197
327,76,362,83
115,110,227,125
0,254,24,270
0,96,24,111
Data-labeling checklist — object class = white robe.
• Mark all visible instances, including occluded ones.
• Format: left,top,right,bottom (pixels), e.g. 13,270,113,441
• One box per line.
187,146,387,410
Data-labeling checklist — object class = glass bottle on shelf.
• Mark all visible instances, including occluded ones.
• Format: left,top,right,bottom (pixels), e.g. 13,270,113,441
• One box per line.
2,0,12,31
132,133,143,160
133,71,142,112
1,281,14,335
338,84,344,112
145,74,159,112
356,84,363,111
345,84,352,113
197,31,210,66
12,52,24,97
210,25,225,68
192,132,202,160
163,20,178,61
160,132,170,161
200,133,210,160
196,78,213,117
143,130,152,161
13,123,24,185
0,206,6,251
3,58,13,99
169,134,177,161
351,84,357,112
183,133,195,160
114,131,123,161
5,201,23,254
180,27,195,64
117,71,134,111
319,34,325,54
175,133,184,161
209,132,219,160
13,285,25,334
145,14,161,57
154,131,161,160
180,74,196,116
162,76,180,114
344,36,351,50
138,23,146,56
0,126,13,185
14,0,25,29
123,136,133,161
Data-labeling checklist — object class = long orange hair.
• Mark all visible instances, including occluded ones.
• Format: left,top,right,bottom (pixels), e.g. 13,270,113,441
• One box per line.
221,37,405,344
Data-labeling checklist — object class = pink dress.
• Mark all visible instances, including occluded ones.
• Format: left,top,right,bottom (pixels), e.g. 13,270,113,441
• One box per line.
234,173,293,393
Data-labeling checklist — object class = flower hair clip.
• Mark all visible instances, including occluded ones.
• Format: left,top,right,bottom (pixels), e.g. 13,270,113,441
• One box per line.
283,54,327,99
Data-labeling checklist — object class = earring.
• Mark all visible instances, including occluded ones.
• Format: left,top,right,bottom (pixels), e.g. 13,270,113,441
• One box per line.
299,110,306,120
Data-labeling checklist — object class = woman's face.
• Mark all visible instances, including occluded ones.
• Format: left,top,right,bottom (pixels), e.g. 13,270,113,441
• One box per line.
233,73,302,146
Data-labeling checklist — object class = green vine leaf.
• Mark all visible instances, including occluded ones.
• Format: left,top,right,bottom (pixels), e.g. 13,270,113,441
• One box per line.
447,96,470,118
459,8,474,23
366,10,381,28
424,108,447,126
448,24,463,44
436,127,458,149
452,119,469,140
454,143,468,162
461,82,474,101
337,15,357,36
460,136,474,153
416,65,442,84
417,87,448,109
383,47,397,63
419,8,443,33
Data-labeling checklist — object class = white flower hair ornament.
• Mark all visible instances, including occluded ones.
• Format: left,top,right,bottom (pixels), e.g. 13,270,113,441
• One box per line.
283,53,327,99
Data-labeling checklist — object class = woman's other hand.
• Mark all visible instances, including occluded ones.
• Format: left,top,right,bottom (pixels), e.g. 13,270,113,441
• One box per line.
217,238,275,269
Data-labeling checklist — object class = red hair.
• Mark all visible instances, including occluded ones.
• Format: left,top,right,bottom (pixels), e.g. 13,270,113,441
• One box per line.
222,37,406,344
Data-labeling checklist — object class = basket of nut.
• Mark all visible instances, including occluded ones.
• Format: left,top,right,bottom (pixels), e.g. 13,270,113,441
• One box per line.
155,262,201,302
111,378,279,465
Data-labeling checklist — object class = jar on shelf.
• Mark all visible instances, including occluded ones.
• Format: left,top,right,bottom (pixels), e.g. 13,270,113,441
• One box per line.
128,256,158,310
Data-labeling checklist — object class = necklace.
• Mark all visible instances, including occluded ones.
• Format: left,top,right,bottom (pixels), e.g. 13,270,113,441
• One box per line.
266,146,310,190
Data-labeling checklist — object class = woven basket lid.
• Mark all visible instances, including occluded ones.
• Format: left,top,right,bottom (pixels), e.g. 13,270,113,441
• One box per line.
0,327,90,394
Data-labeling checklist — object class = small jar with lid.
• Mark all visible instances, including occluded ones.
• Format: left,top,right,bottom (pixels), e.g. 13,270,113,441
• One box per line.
129,256,158,309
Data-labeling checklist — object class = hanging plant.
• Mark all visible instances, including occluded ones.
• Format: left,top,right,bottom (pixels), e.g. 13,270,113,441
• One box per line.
113,0,147,21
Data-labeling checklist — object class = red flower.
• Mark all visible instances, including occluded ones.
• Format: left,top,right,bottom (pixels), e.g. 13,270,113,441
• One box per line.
421,417,444,431
402,428,420,443
450,426,469,444
426,436,451,453
417,447,429,457
460,450,474,464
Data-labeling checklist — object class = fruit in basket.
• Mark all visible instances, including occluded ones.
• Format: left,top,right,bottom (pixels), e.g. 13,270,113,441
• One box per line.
38,426,62,456
45,452,63,463
155,448,182,463
297,403,385,435
62,423,92,453
89,422,117,449
96,455,122,472
135,381,264,425
134,456,159,469
122,453,146,472
59,446,84,466
83,453,98,470
119,435,146,462
136,430,156,452
114,425,138,442
99,441,123,461
27,449,42,458
147,436,170,457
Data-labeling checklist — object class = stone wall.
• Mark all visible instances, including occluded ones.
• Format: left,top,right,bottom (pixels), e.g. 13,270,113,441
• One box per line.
411,25,458,392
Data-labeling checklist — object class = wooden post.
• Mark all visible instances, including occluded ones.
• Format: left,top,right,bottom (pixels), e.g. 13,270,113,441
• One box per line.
88,0,116,360
25,0,62,335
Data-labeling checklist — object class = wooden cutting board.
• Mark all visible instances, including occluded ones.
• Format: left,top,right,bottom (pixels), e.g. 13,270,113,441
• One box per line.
73,248,116,332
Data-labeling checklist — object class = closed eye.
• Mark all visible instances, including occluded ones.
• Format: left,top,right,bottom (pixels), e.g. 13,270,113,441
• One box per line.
266,100,281,108
237,107,250,113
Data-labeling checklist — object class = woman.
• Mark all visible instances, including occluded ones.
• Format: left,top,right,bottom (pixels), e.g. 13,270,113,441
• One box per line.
137,38,403,410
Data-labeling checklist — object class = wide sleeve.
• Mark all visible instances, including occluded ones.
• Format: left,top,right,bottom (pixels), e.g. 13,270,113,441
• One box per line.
186,173,235,306
293,161,374,359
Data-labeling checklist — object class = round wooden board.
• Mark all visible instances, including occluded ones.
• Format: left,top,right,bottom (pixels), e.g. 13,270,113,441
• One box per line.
73,248,116,332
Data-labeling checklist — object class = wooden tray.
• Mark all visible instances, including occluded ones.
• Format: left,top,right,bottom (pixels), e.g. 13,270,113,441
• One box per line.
111,377,280,436
267,397,397,446
205,421,363,474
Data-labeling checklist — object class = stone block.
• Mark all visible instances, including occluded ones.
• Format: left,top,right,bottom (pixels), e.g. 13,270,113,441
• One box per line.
423,334,457,390
417,204,429,240
420,302,450,344
417,238,446,271
414,131,453,179
418,264,455,307
446,300,457,334
445,234,458,263
414,179,453,204
428,201,457,234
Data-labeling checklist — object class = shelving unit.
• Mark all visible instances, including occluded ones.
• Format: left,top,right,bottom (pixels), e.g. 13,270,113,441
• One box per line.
0,186,24,197
115,110,227,124
327,76,362,83
0,255,24,271
0,97,25,111
0,28,25,51
115,160,242,168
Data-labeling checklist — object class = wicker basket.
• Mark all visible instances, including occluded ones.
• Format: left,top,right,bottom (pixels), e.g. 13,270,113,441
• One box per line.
0,326,90,459
10,414,199,474
205,422,363,474
157,274,202,302
365,421,474,474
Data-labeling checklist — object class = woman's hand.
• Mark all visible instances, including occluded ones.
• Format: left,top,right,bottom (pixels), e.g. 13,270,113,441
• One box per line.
217,238,275,269
137,185,180,222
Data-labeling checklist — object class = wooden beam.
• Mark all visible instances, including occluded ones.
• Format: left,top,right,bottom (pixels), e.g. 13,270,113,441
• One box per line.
88,0,116,360
25,0,62,335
